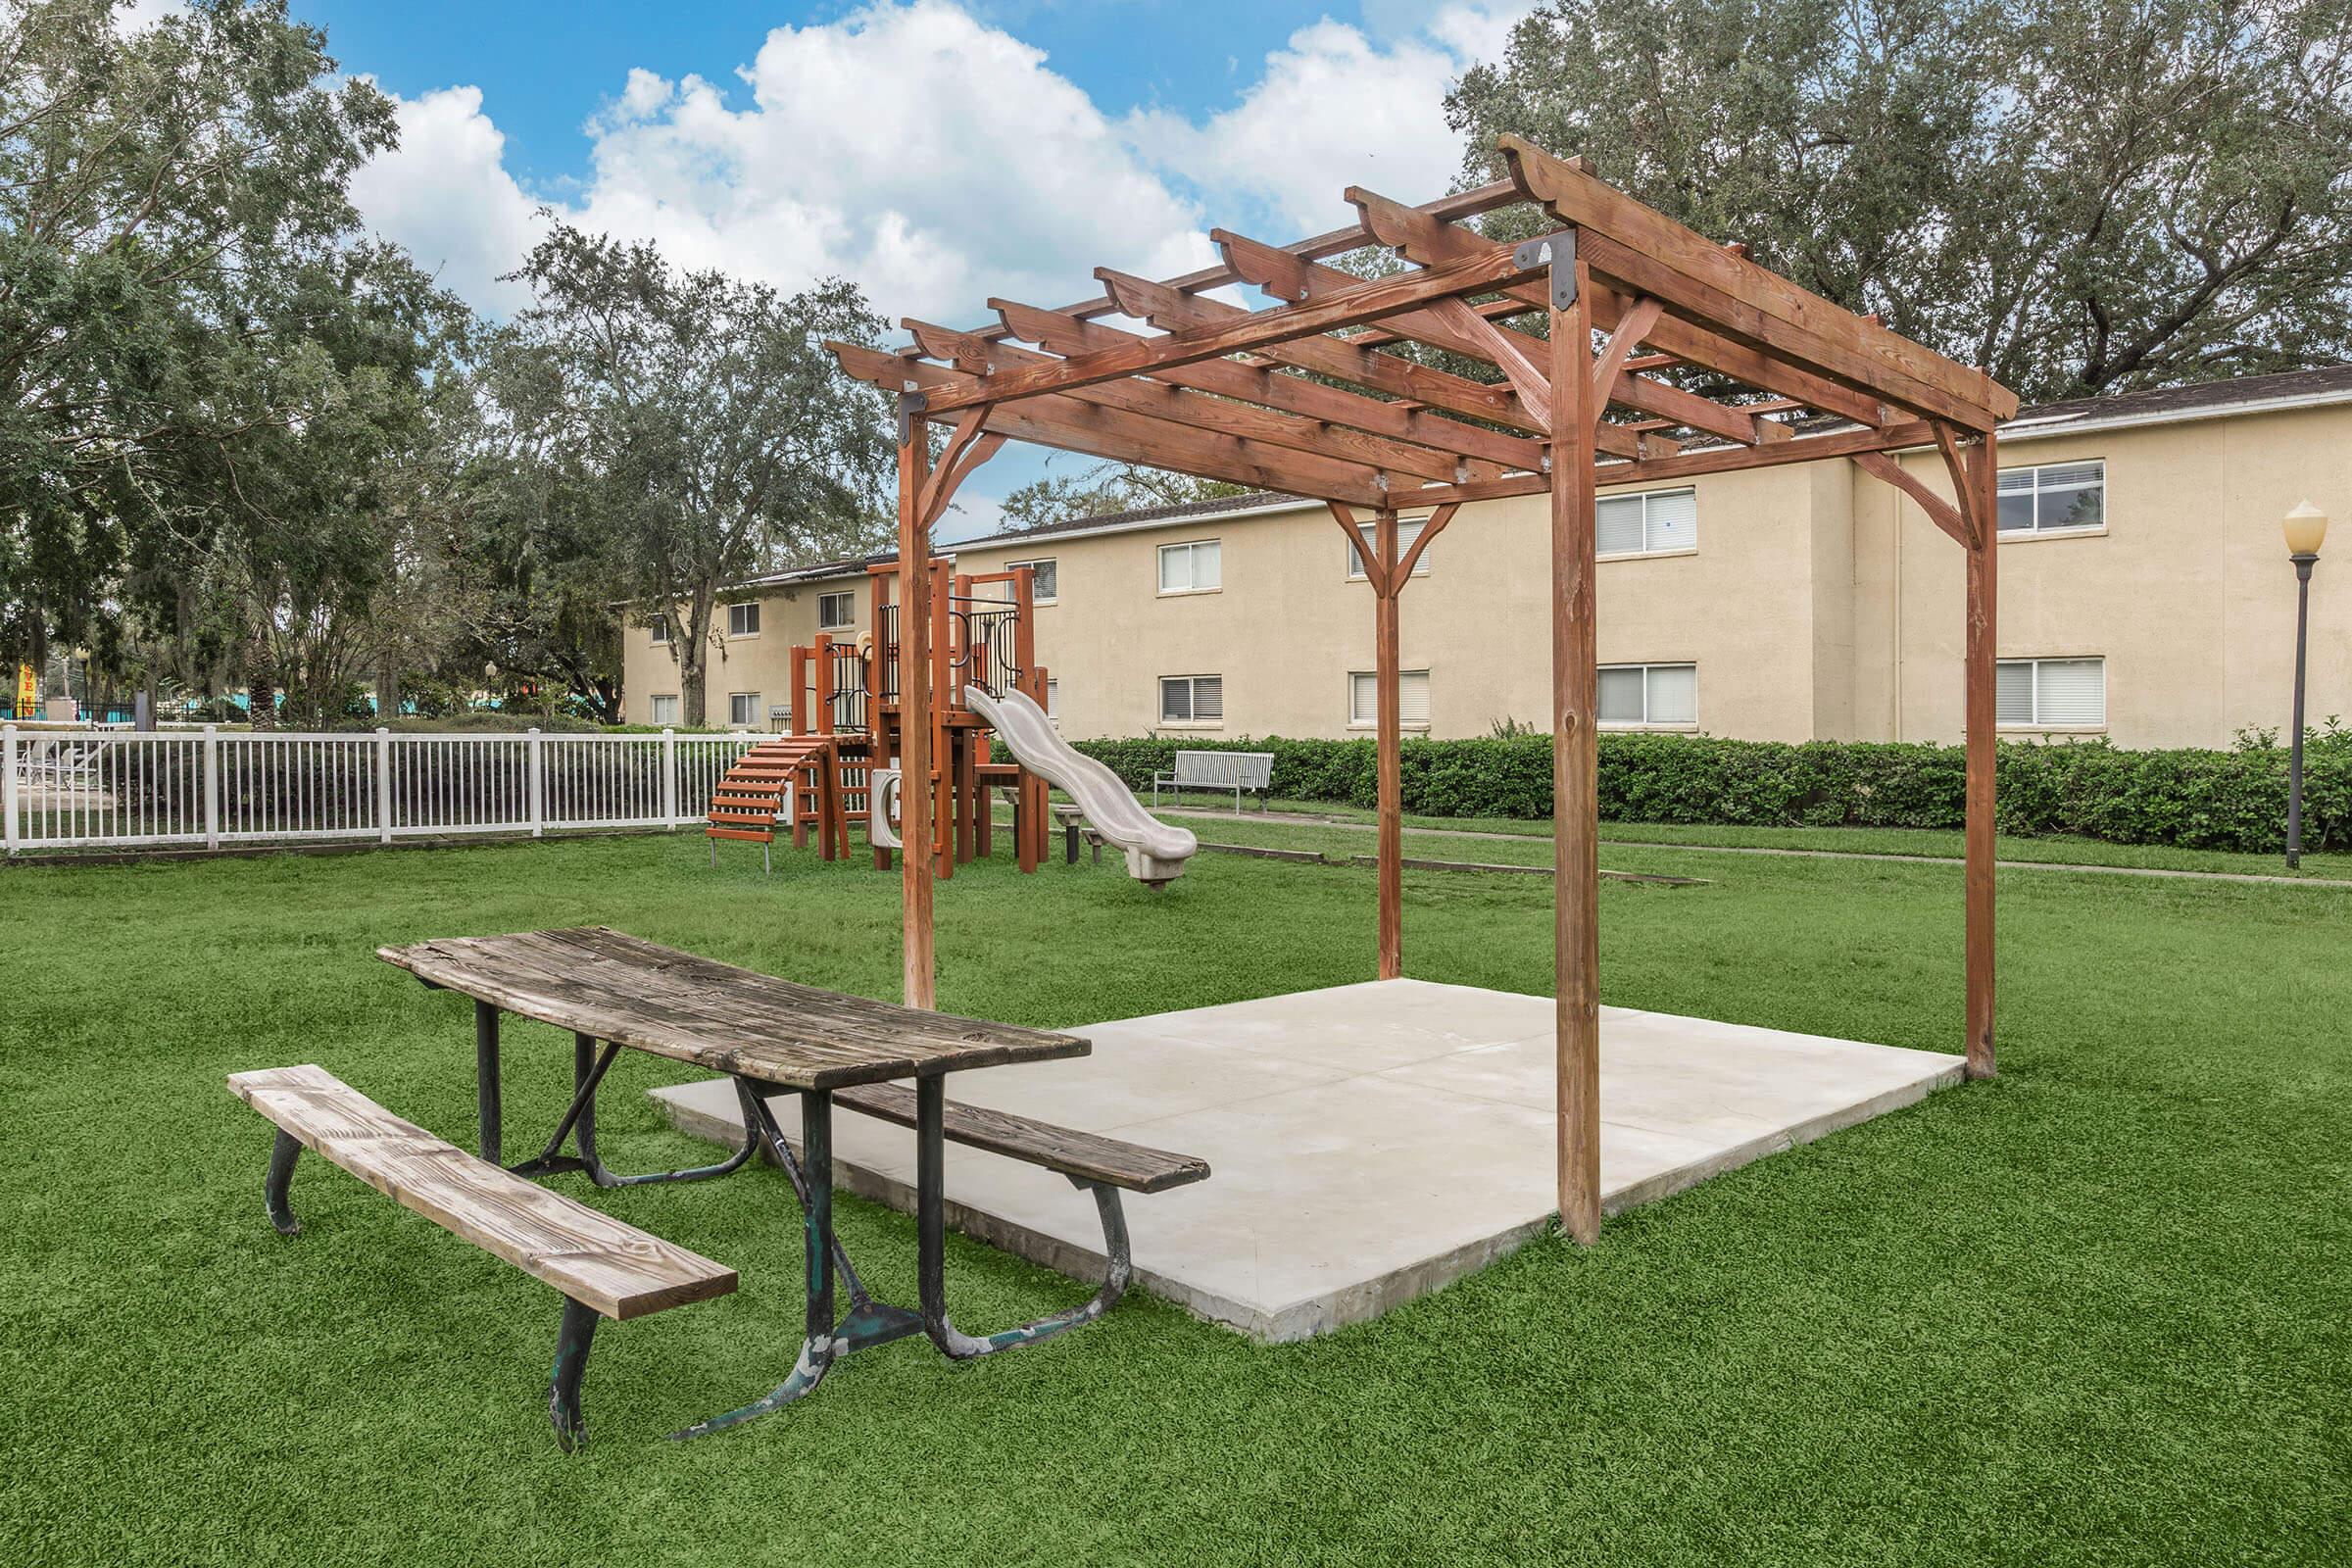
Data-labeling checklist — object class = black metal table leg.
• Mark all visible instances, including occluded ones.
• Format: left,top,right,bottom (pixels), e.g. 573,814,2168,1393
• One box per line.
916,1075,1131,1359
474,1001,502,1164
508,1033,758,1187
671,1082,922,1440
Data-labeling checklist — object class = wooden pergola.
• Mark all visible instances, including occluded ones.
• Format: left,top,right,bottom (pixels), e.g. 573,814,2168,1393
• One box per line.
827,135,2017,1244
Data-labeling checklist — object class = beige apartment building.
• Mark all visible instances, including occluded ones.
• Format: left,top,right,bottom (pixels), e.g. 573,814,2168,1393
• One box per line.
621,368,2352,751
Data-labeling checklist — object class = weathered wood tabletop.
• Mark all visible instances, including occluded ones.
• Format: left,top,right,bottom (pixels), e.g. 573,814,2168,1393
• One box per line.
376,926,1090,1090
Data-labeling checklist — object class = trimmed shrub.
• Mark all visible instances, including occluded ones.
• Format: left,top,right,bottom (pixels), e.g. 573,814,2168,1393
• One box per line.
1022,722,2350,854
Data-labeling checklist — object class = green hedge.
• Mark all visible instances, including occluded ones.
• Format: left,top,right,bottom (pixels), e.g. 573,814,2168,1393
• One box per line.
1022,725,2350,854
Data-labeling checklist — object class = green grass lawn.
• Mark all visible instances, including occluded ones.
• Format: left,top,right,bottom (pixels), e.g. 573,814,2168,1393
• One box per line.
4,830,2347,1565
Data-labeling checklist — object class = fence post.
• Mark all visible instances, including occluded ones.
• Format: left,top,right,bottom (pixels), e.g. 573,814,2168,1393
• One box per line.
662,728,678,827
374,727,392,844
3,724,17,857
203,725,221,850
527,728,545,837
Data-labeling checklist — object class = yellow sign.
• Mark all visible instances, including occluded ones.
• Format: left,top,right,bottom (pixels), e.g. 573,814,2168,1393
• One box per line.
12,663,33,720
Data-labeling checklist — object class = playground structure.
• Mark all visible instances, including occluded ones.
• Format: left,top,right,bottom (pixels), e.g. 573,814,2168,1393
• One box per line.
704,561,1199,885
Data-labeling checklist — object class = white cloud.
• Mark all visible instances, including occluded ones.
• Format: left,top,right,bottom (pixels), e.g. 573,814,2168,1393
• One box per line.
338,1,1528,511
348,85,541,315
347,0,1528,327
1123,11,1522,237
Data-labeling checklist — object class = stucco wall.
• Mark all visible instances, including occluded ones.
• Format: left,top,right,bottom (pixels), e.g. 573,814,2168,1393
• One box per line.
612,398,2352,749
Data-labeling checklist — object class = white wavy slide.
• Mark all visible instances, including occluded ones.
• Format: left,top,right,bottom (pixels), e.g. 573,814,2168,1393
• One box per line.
961,684,1199,887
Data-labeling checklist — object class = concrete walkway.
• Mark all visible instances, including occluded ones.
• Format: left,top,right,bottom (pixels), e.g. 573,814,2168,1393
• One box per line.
1156,806,2352,890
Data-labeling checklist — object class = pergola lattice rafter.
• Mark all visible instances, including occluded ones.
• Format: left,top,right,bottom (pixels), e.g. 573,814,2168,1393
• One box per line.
833,135,2015,1248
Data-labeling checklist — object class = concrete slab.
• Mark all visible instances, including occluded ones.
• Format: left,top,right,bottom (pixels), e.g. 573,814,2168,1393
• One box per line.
651,979,1963,1343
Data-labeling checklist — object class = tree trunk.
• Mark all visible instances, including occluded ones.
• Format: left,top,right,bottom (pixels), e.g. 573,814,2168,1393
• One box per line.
377,662,403,722
247,635,278,732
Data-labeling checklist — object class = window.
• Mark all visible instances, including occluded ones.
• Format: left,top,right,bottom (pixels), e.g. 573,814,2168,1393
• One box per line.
1597,662,1697,727
1348,670,1431,729
1346,516,1434,579
1157,539,1221,594
1997,461,2104,535
1996,658,2104,728
816,591,856,630
726,602,761,638
649,695,680,726
1009,558,1057,602
1597,487,1698,558
728,692,761,729
649,615,671,646
1158,674,1223,725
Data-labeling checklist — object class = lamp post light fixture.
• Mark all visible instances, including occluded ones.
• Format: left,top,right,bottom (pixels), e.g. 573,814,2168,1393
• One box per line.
2282,501,2328,868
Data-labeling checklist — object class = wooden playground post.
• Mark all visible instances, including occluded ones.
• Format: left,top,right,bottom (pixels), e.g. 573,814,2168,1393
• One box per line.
788,645,811,849
930,560,953,878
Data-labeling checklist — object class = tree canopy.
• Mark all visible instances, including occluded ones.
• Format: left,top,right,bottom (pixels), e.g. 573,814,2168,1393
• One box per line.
497,221,895,725
1448,0,2352,400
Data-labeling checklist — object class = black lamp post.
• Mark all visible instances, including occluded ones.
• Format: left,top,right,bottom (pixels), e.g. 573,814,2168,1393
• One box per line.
2283,501,2328,869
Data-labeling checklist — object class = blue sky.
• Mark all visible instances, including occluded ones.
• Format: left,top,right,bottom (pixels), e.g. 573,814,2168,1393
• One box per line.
285,0,1531,537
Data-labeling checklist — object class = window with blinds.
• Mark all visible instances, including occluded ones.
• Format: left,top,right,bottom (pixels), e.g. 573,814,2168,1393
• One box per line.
728,692,760,728
817,591,855,629
1348,669,1431,728
649,695,680,725
1996,658,2104,727
1159,674,1223,724
1009,558,1057,601
1157,539,1221,593
1996,461,2104,534
1597,662,1697,726
726,602,760,637
1346,515,1434,578
1596,487,1698,558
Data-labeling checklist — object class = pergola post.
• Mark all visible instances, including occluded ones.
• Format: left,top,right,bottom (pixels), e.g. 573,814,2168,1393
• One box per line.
1548,242,1603,1247
1372,509,1403,979
1963,432,1999,1078
896,408,937,1009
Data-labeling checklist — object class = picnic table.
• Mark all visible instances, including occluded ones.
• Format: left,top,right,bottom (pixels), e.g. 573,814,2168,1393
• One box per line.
233,925,1210,1446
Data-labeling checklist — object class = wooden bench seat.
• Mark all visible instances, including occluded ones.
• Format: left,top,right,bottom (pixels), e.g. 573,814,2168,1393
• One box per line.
833,1082,1210,1194
228,1063,736,1450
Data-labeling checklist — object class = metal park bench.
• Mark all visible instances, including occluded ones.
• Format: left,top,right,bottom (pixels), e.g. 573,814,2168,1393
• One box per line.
1151,750,1273,813
229,927,1210,1450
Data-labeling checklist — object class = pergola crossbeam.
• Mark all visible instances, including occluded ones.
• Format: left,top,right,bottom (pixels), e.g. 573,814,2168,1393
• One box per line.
994,297,1541,474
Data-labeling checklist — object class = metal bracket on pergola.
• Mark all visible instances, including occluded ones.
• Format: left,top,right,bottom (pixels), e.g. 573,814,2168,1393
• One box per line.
834,134,2016,1246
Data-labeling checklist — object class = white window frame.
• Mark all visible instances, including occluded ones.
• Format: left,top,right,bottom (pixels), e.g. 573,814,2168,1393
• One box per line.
1345,514,1435,580
648,614,671,646
648,695,680,726
1596,486,1699,561
1996,657,2106,730
726,601,761,639
1348,669,1431,730
1156,539,1221,596
1157,673,1224,727
1008,558,1058,604
816,590,856,630
727,692,761,730
1996,460,2106,538
1596,662,1699,730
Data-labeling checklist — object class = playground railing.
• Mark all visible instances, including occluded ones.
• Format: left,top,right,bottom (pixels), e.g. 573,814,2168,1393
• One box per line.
1,725,763,857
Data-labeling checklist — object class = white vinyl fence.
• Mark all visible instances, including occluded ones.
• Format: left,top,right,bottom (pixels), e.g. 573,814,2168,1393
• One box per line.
3,725,764,856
